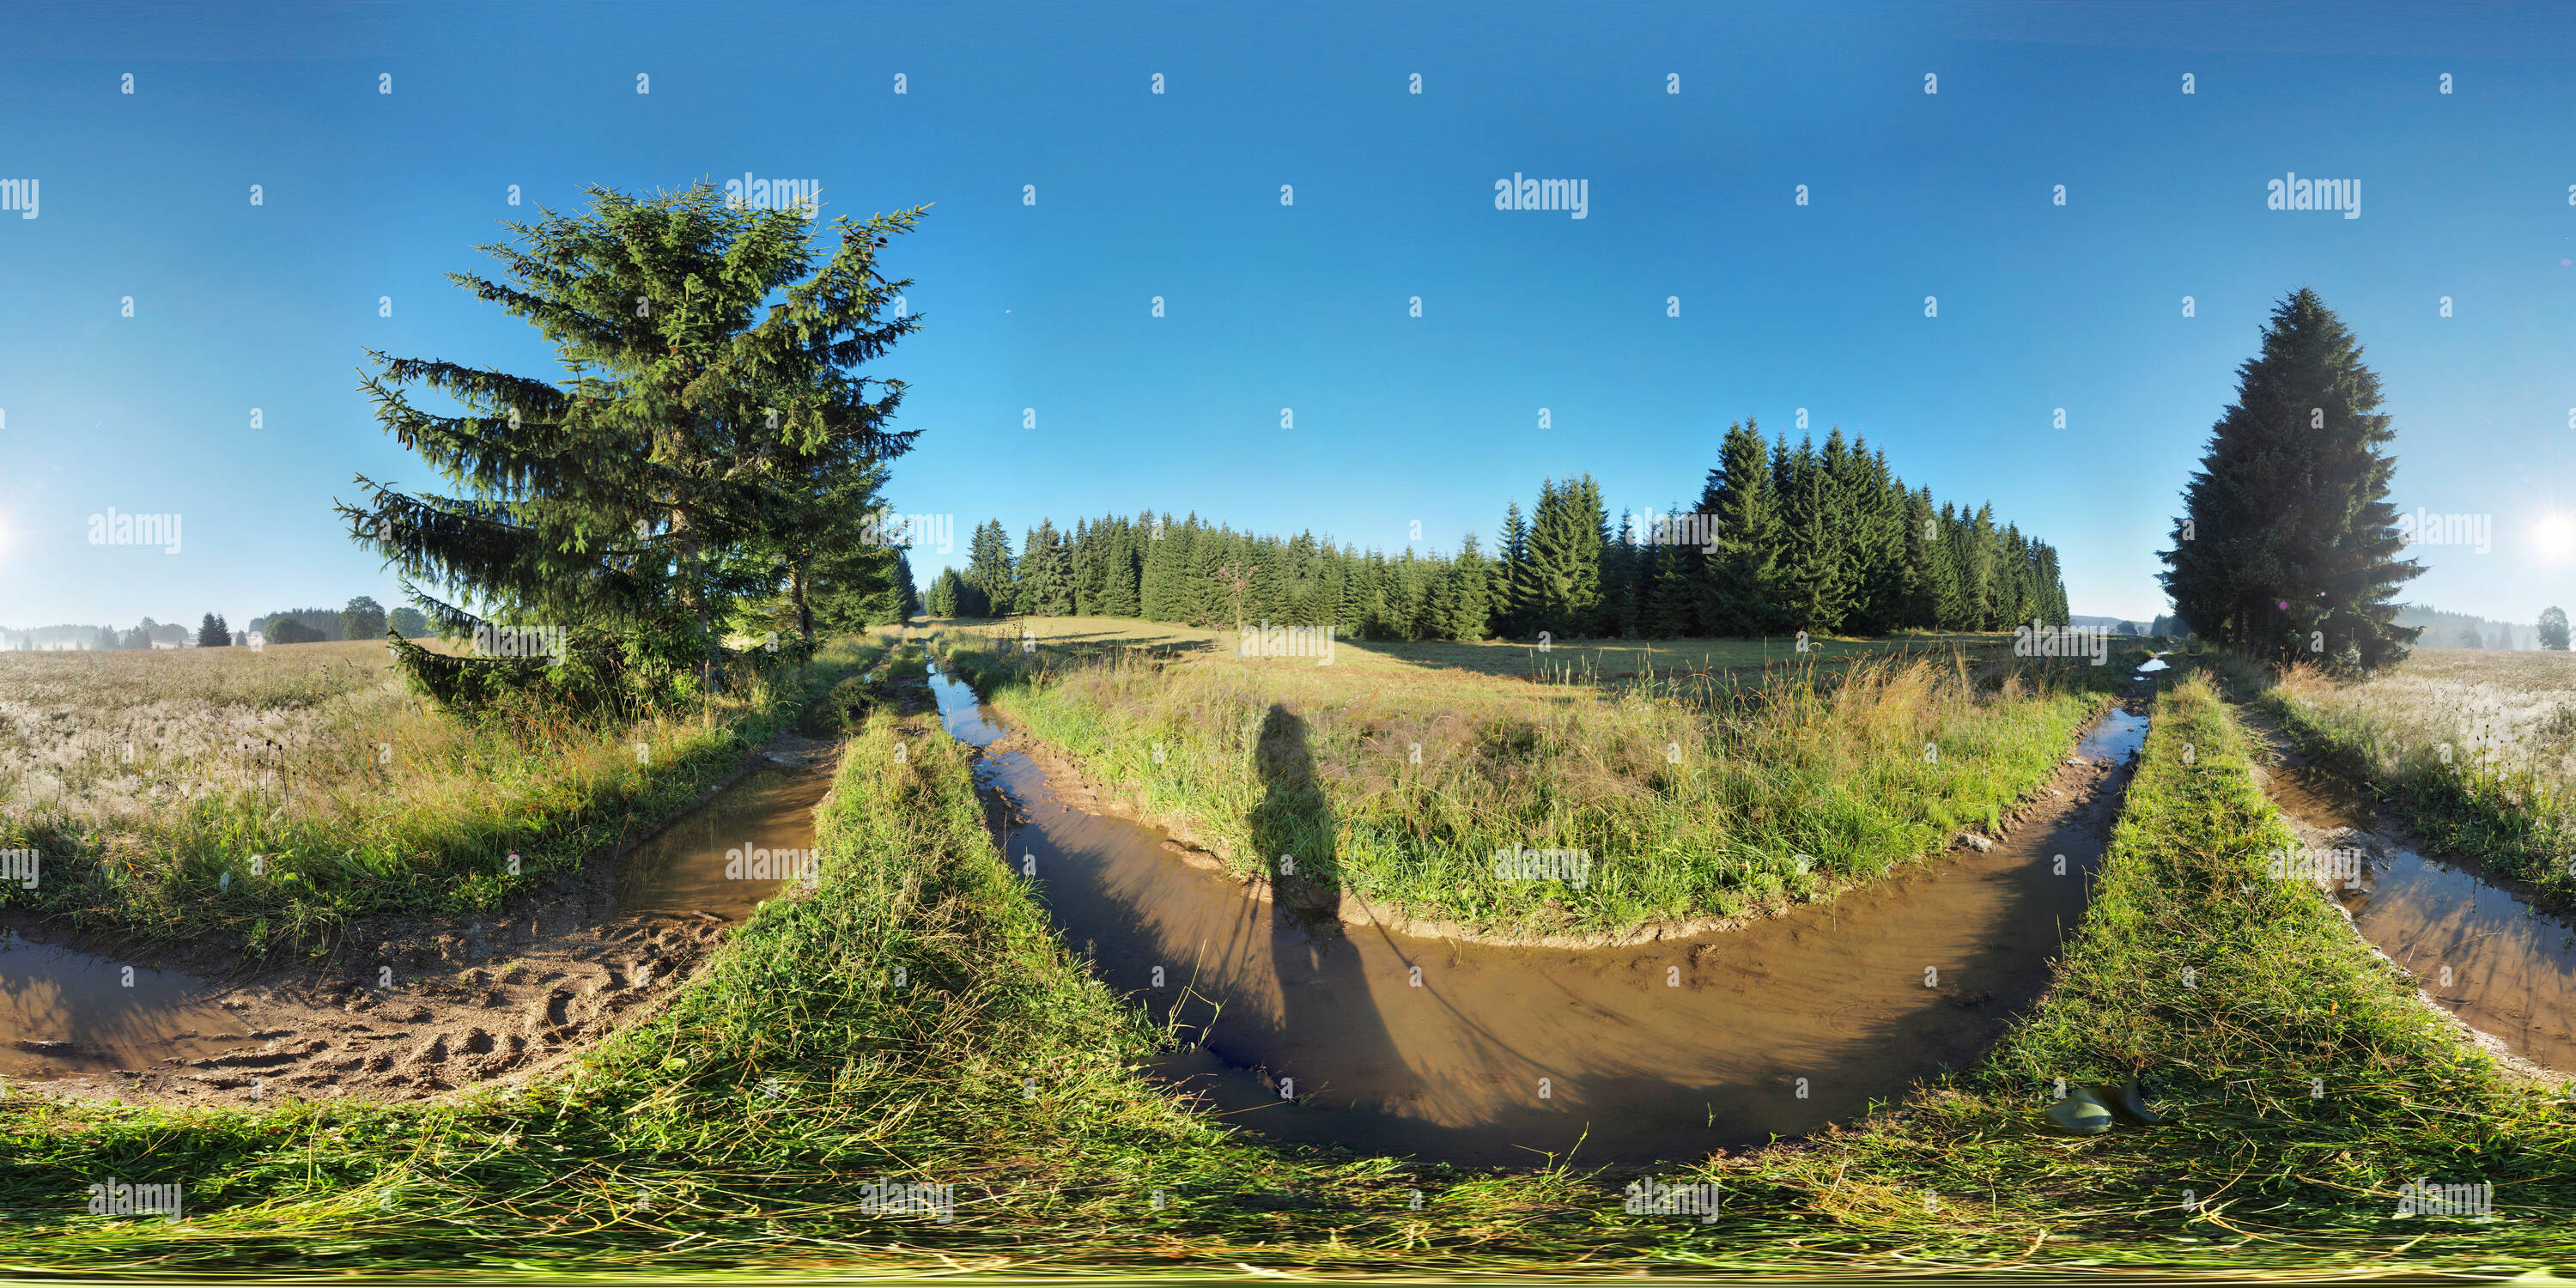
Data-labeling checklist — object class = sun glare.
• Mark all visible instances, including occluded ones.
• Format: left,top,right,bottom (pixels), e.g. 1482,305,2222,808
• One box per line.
2536,513,2576,561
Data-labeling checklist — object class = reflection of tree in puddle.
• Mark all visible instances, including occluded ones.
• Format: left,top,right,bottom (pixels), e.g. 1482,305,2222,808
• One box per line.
0,934,240,1078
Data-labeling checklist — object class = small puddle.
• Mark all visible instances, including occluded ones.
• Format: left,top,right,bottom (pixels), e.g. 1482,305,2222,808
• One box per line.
2264,767,2576,1073
2136,658,2170,674
927,662,2136,1167
0,931,244,1084
615,762,835,920
2076,709,2150,762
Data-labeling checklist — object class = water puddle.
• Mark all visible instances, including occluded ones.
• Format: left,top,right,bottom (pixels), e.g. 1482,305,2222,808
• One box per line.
0,931,244,1083
2136,658,2170,674
615,762,835,920
2263,767,2576,1073
927,662,2136,1167
2076,709,2150,762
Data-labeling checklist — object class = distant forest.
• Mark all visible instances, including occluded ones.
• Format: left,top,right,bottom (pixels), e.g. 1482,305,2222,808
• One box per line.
927,424,2071,641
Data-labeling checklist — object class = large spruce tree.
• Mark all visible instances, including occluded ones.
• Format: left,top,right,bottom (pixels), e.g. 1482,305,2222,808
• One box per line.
2160,289,2421,669
340,183,925,708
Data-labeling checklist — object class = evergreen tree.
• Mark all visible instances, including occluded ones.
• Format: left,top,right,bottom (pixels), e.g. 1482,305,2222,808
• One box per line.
1698,423,1779,635
1771,434,1858,634
1495,501,1534,638
339,184,926,708
197,613,230,648
888,548,922,622
926,568,963,617
964,519,1015,617
1443,533,1493,640
1524,476,1607,638
2160,289,2422,669
1018,520,1076,616
1601,508,1642,637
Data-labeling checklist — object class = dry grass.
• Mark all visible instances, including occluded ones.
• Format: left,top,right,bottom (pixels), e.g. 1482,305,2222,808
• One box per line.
2269,649,2576,793
0,635,872,946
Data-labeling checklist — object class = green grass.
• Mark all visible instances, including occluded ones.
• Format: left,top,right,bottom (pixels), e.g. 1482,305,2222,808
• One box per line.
1704,671,2576,1266
935,627,2141,938
0,635,887,954
6,657,2568,1276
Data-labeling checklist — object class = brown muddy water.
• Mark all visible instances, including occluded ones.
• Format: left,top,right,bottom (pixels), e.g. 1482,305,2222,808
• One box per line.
929,662,2147,1168
2263,765,2576,1075
0,761,829,1090
0,933,244,1081
613,762,834,920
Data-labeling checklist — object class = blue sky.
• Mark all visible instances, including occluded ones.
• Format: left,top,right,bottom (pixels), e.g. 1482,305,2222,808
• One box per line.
3,0,2573,629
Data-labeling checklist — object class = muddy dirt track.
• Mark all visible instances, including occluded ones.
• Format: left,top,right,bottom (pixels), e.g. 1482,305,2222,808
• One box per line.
2,732,842,1109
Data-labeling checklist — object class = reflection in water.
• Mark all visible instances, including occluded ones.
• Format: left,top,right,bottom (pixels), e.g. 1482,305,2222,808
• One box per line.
615,763,835,920
0,932,242,1080
2266,768,2576,1073
927,662,2133,1167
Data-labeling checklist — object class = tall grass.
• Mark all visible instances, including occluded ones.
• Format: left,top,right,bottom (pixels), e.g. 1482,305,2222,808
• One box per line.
0,635,885,951
939,632,2130,936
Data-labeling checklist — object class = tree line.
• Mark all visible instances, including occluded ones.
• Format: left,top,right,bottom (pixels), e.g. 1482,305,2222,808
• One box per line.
926,423,2070,641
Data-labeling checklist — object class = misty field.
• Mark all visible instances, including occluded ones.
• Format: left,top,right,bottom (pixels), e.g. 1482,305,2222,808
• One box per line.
2270,649,2576,786
0,635,879,947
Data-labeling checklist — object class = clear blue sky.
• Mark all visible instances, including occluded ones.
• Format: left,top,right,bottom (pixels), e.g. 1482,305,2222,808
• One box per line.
3,0,2573,629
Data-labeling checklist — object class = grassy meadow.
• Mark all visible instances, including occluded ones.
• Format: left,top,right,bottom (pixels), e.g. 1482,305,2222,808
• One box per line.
0,634,886,951
932,616,2142,937
9,654,2568,1275
2218,647,2576,916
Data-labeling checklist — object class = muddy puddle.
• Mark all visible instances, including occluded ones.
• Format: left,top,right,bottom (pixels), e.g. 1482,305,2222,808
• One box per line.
1,933,246,1081
0,750,834,1098
929,662,2145,1168
2262,764,2576,1075
614,763,835,920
